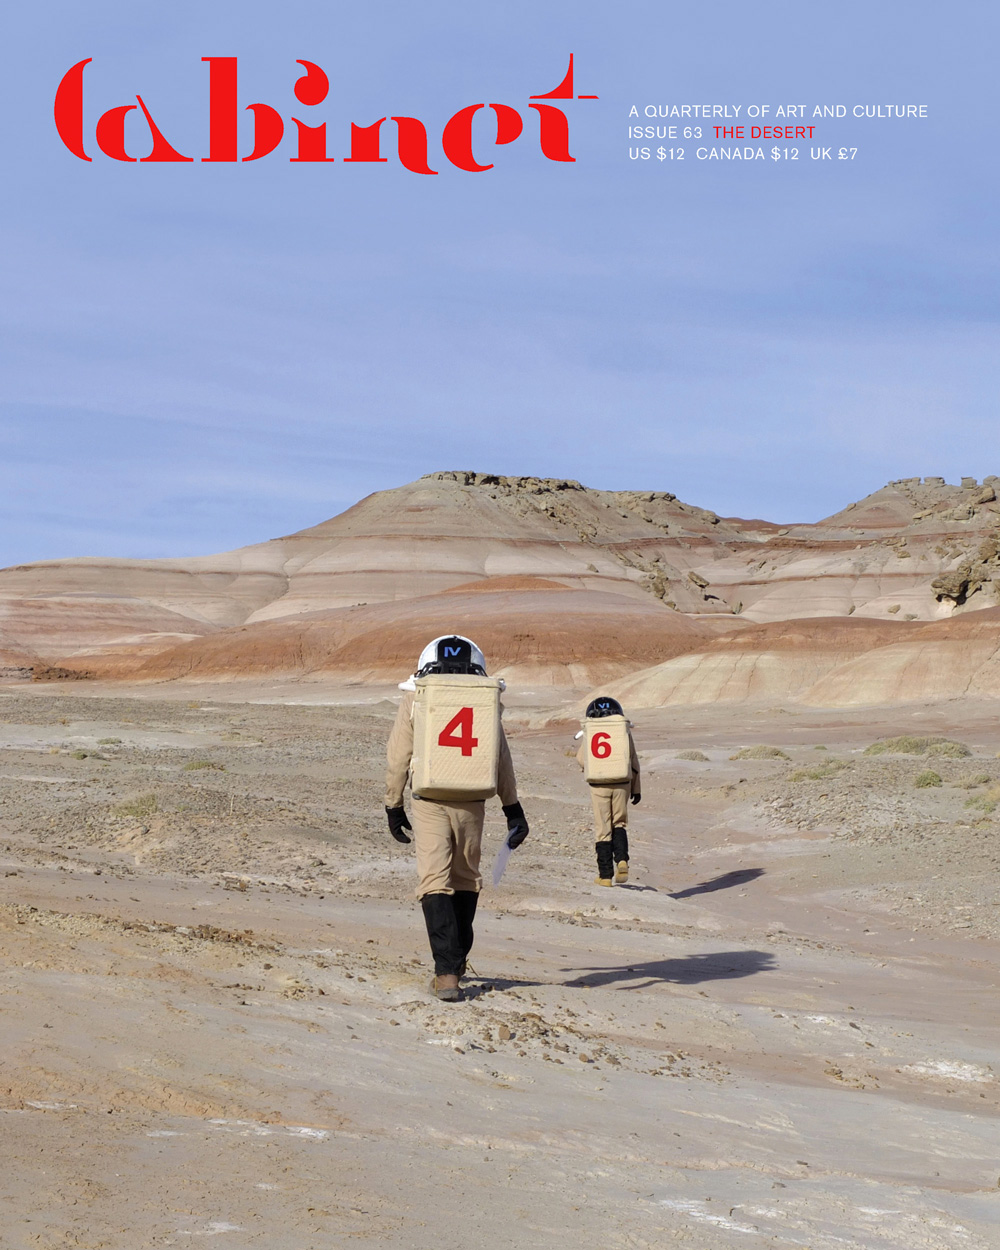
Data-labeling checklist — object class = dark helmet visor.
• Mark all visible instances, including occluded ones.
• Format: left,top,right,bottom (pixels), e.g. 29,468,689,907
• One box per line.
586,696,624,718
416,635,486,677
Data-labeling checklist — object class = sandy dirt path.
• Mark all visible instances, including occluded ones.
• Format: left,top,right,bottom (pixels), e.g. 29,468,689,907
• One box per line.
1,686,999,1248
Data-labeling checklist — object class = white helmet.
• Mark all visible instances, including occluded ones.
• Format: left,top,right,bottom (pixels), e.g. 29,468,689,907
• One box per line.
415,634,487,677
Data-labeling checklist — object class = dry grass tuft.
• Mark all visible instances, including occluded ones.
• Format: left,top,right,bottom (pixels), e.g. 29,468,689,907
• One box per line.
183,760,225,771
730,745,790,761
114,793,158,819
789,759,850,782
930,741,974,759
954,773,991,790
965,785,1000,814
676,750,709,762
864,736,970,758
915,770,943,788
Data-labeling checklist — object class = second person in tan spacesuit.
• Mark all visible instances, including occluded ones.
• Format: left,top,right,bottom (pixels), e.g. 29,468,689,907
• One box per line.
576,695,641,885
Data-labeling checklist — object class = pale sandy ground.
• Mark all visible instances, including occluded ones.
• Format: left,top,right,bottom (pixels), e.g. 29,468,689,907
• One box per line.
2,681,999,1249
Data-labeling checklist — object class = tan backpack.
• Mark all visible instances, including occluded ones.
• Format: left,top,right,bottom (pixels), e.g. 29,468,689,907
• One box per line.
411,674,502,801
582,714,631,784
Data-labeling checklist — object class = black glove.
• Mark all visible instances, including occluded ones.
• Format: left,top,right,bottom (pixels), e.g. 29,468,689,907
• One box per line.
385,806,412,843
631,793,641,805
502,802,529,850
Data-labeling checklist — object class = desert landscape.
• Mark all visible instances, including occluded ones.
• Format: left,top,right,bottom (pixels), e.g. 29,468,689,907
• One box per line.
4,468,1000,695
3,472,1000,1248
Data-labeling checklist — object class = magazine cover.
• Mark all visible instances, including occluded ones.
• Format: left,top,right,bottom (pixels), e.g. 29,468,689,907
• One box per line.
3,3,999,1247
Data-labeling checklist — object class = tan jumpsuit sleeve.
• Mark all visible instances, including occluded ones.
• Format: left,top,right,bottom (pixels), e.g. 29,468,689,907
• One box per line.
575,739,585,771
496,725,519,807
628,731,641,799
384,691,415,808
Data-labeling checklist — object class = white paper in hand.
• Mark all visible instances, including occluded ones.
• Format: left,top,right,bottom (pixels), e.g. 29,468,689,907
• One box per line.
492,841,512,886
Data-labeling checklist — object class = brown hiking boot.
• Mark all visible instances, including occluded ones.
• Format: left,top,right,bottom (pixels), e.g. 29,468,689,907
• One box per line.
430,974,462,1002
594,876,613,887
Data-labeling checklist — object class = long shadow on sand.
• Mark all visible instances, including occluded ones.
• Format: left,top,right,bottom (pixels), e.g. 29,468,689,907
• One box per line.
670,868,765,900
464,975,545,998
560,949,776,990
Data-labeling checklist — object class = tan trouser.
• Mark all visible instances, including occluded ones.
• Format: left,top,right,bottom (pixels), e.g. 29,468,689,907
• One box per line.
589,783,629,840
412,797,485,897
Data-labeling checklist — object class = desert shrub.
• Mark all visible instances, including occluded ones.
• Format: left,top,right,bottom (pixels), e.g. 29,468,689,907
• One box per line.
955,773,991,789
730,746,790,761
929,741,972,759
813,745,828,751
97,737,122,745
183,760,225,771
915,770,942,788
789,759,850,782
964,785,1000,814
115,793,158,819
70,749,88,759
864,735,923,756
676,750,709,762
864,736,970,758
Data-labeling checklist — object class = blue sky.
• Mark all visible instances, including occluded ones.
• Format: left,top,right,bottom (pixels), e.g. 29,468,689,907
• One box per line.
2,2,998,564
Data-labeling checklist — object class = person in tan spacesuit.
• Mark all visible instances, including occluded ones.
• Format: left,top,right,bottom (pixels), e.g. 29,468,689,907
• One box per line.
576,695,641,885
384,635,529,1001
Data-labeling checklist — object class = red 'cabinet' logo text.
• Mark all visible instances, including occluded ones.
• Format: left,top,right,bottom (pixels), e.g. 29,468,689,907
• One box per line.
54,55,597,171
